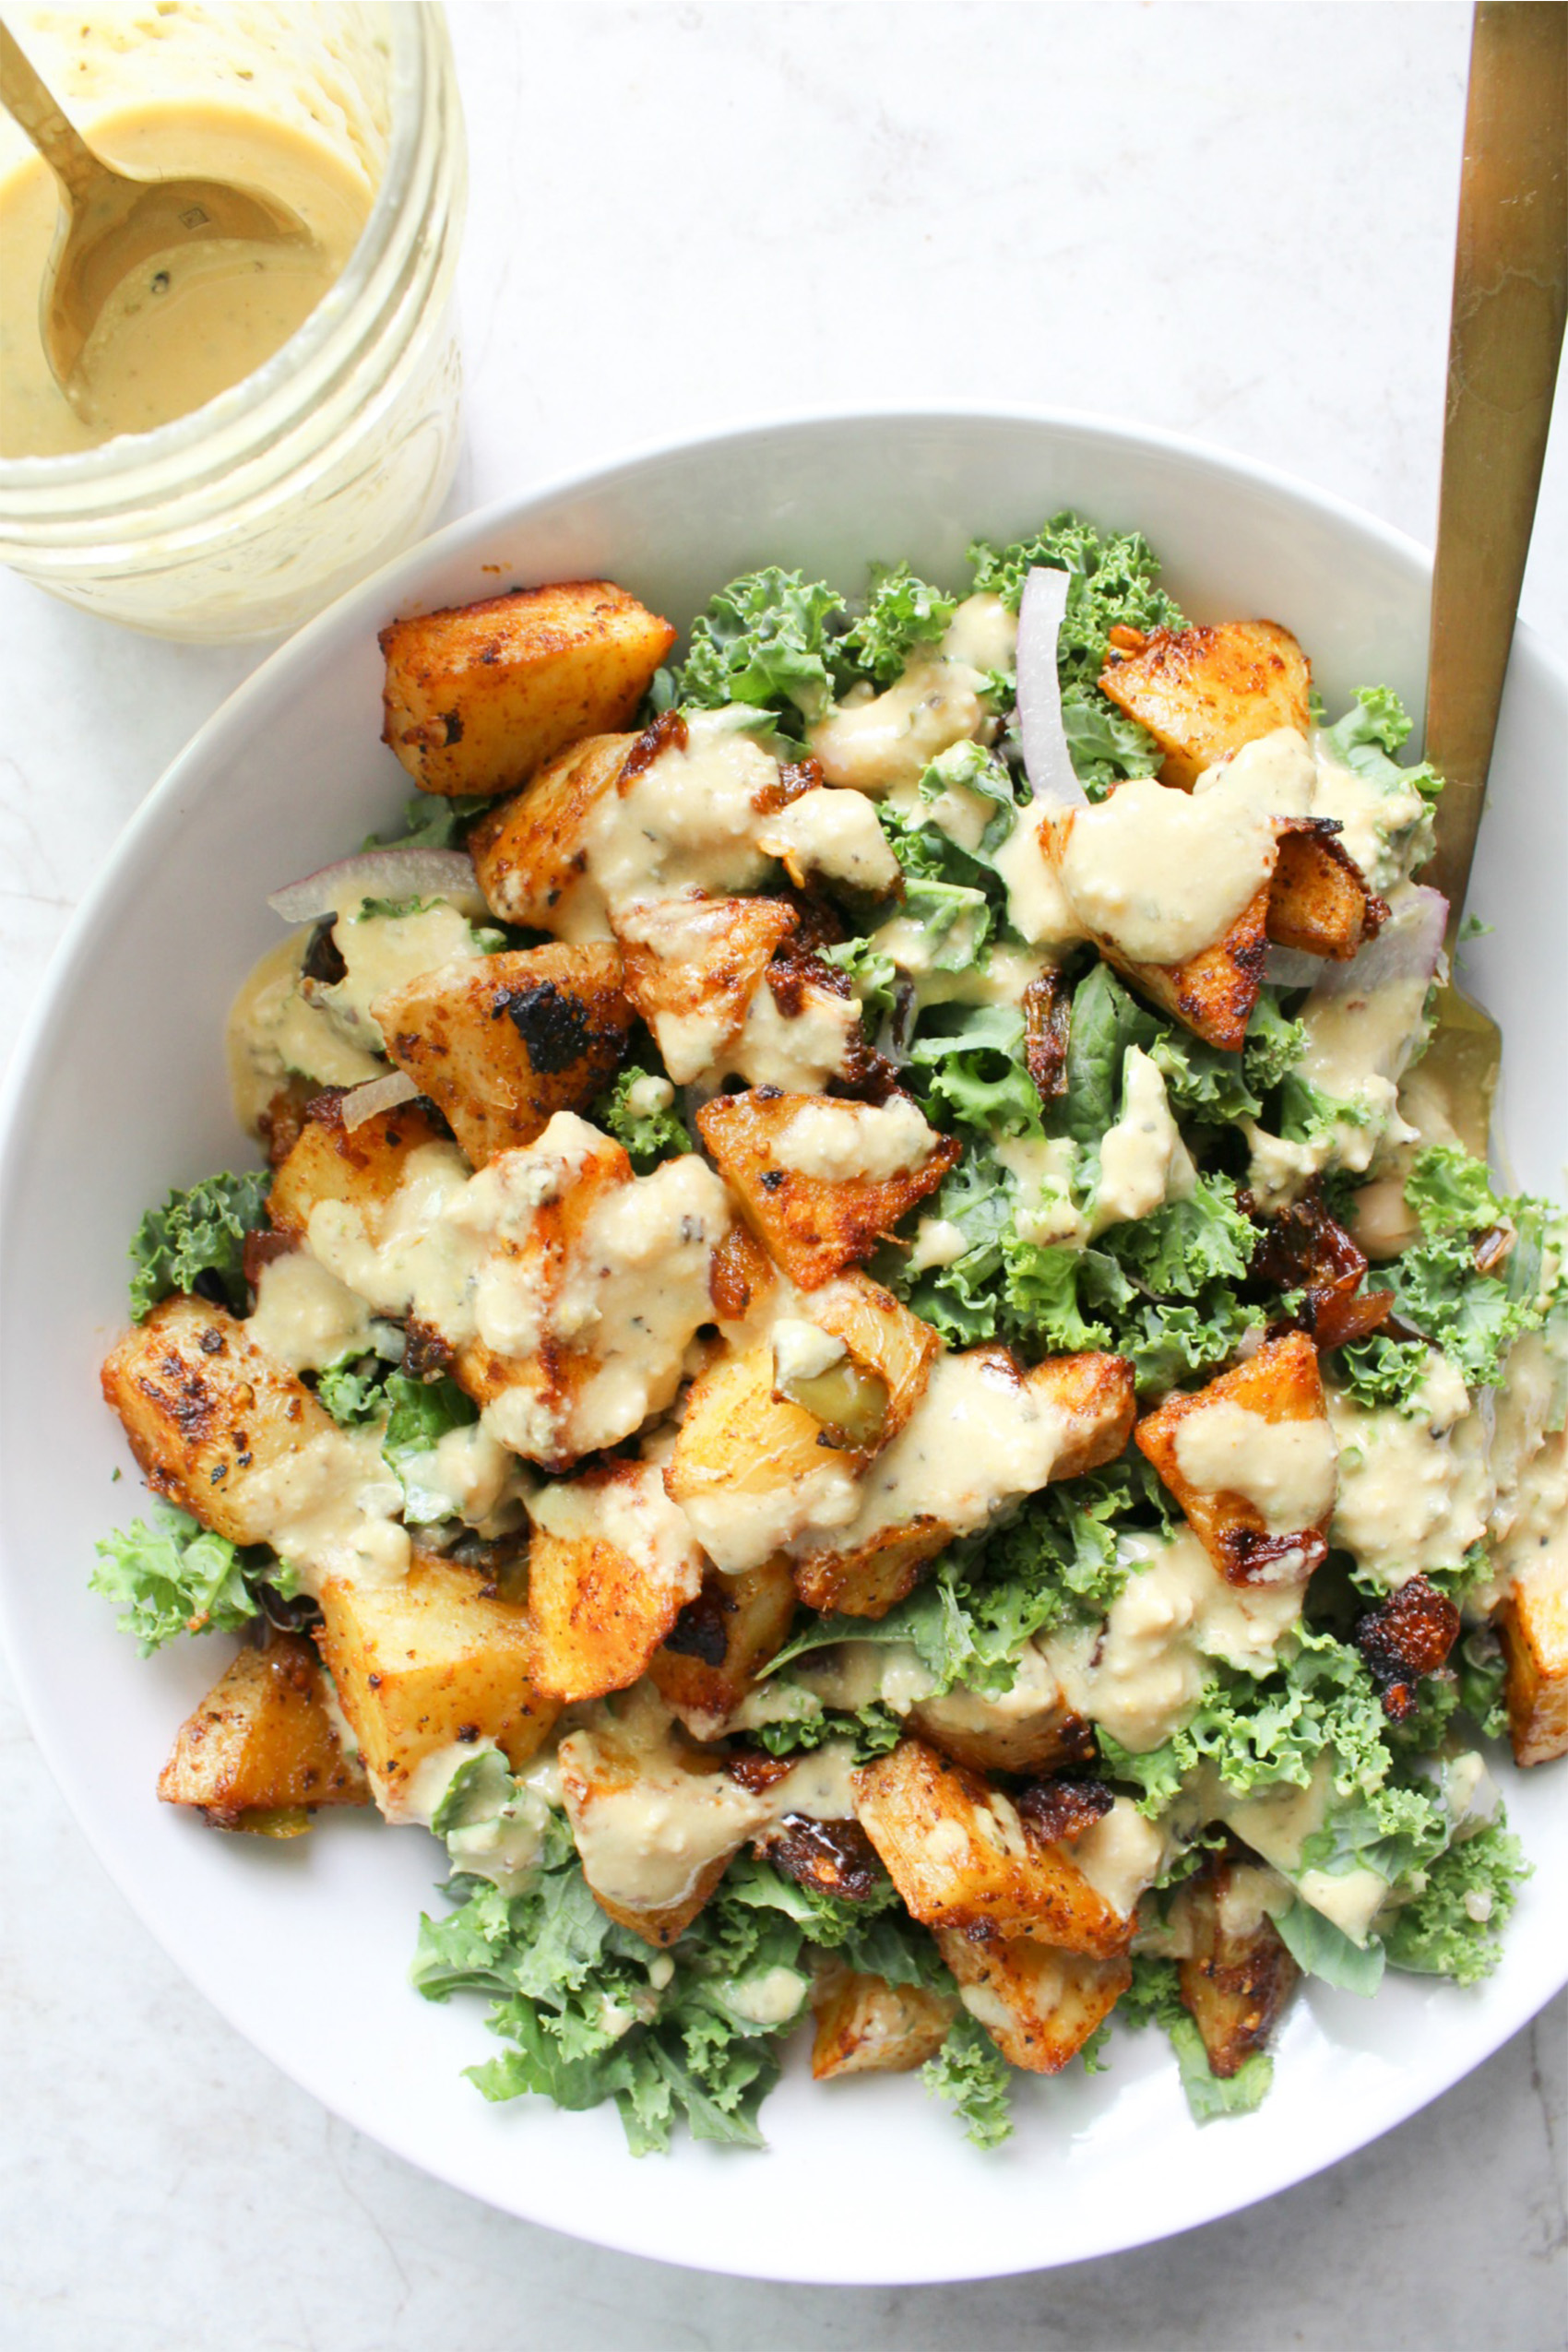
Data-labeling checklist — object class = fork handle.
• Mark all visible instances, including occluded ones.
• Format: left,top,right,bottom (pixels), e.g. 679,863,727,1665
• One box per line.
1424,1,1567,939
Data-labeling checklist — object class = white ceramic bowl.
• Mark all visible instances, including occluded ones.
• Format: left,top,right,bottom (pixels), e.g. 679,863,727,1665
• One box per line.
2,410,1563,2286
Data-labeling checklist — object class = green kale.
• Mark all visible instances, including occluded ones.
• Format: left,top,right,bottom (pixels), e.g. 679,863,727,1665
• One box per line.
313,1354,394,1427
1099,1175,1255,1301
840,561,956,683
1383,1819,1530,1986
1382,1147,1561,1388
967,512,1184,793
382,1372,480,1524
823,933,901,1028
128,1169,271,1319
671,567,846,731
921,2015,1015,2149
1332,1333,1436,1416
751,1703,904,1764
1322,685,1443,804
1119,1955,1275,2121
90,1503,288,1654
591,1063,692,1170
363,791,492,851
1274,1899,1386,1994
909,1003,1042,1140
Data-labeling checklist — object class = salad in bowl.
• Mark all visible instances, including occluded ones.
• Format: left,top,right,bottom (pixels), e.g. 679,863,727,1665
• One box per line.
91,510,1566,2157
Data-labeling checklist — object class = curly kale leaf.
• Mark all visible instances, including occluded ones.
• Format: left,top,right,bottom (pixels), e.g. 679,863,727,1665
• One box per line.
1383,1146,1562,1388
591,1064,692,1171
90,1503,290,1654
1383,1818,1530,1986
382,1372,480,1523
840,561,956,683
1120,1955,1275,2121
921,2015,1015,2148
967,512,1184,794
670,567,847,730
128,1170,270,1319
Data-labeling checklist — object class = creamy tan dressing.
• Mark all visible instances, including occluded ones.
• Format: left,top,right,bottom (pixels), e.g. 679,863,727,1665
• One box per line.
993,813,1083,948
773,1092,938,1183
612,898,761,1082
398,1422,532,1538
755,787,901,896
1171,1399,1337,1534
1090,1046,1195,1234
528,1461,704,1612
1193,728,1317,821
810,1351,1088,1560
226,932,381,1134
908,1639,1061,1739
1071,1798,1169,1918
309,901,481,1057
1192,724,1431,894
0,93,370,457
865,923,1057,1015
247,1249,384,1373
995,1134,1085,1248
240,1422,409,1598
905,1216,969,1273
305,1138,479,1328
675,1351,863,1574
709,974,863,1095
561,715,779,937
1058,778,1277,966
808,656,989,794
561,1701,859,1912
1325,1360,1492,1590
941,591,1018,674
1045,1526,1304,1752
1485,1328,1568,1607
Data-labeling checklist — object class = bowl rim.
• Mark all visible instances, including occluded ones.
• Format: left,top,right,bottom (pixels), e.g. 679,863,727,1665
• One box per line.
3,399,1565,2284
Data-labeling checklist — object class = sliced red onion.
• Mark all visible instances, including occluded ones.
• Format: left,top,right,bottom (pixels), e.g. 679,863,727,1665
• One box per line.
339,1071,420,1130
1016,565,1087,811
1265,884,1448,997
267,849,486,925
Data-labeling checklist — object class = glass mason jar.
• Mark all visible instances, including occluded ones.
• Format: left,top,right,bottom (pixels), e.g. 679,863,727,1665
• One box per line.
0,3,467,642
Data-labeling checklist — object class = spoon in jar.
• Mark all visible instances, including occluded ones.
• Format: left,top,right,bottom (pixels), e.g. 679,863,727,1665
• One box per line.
0,16,313,423
1418,0,1566,1159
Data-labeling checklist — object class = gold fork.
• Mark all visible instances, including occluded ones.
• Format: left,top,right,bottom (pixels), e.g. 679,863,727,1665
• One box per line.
1417,2,1567,1160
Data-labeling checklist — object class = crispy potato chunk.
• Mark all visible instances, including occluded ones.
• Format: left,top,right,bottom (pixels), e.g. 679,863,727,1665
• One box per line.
647,1557,802,1736
908,1670,1095,1779
668,1274,941,1577
1499,1548,1568,1766
558,1699,757,1945
468,731,635,931
613,896,800,1085
792,1348,1136,1618
267,1090,450,1239
316,1550,559,1818
1267,823,1384,961
375,943,633,1166
1170,1859,1300,2077
380,582,674,798
525,1460,705,1705
666,1344,864,1575
1134,1331,1334,1586
1093,871,1271,1053
1099,620,1311,790
853,1738,1134,1954
935,1930,1131,2073
102,1294,336,1548
695,1087,960,1288
450,1117,731,1471
810,1962,957,2081
158,1632,369,1829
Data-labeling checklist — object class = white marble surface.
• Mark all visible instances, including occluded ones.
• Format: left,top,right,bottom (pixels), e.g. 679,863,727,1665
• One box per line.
2,4,1565,2344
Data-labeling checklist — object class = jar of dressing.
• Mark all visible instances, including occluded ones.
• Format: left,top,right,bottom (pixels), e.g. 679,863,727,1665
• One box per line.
0,3,466,641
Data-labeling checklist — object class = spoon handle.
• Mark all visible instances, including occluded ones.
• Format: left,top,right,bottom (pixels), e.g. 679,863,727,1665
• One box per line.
1425,1,1568,938
0,18,105,201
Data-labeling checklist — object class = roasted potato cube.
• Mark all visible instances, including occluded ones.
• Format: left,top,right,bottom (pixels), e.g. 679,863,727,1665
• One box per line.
1134,1331,1334,1586
266,1090,451,1240
375,943,633,1166
380,581,674,798
853,1737,1134,1954
935,1930,1131,2073
647,1556,801,1736
810,1962,957,2081
467,731,634,932
613,895,800,1085
316,1550,559,1819
449,1115,731,1471
792,1347,1136,1618
707,1219,779,1325
1099,620,1312,790
524,1460,705,1705
666,1344,864,1574
805,1270,944,1440
558,1697,760,1945
1267,823,1384,961
102,1295,339,1550
1499,1546,1568,1766
908,1668,1095,1778
158,1632,369,1829
695,1088,960,1288
1170,1858,1300,2077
